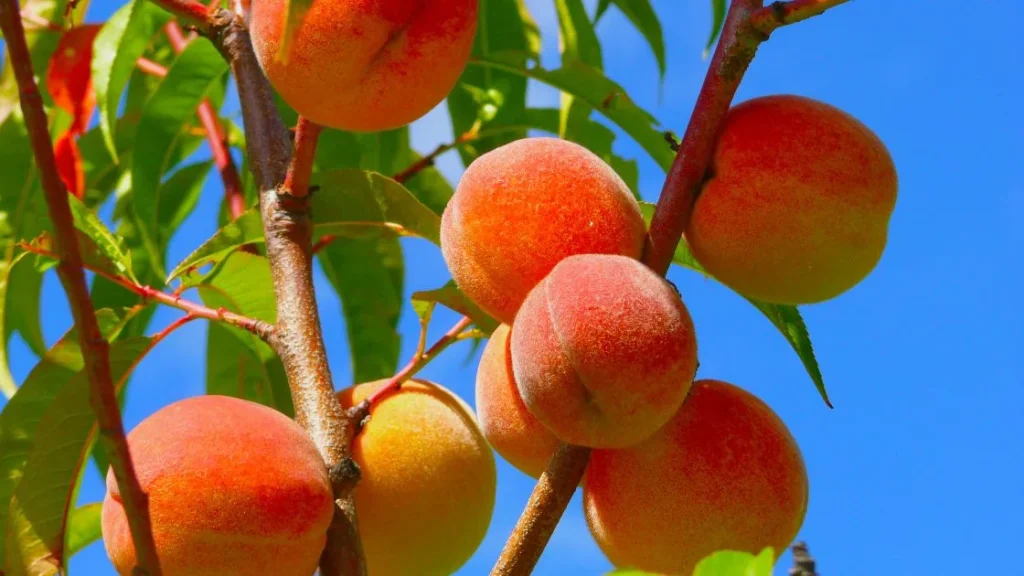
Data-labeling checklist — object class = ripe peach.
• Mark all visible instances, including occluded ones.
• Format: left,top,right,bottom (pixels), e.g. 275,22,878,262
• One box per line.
101,395,334,576
338,379,496,576
441,137,647,324
584,379,809,575
475,323,560,478
250,0,478,131
687,94,898,304
511,254,697,449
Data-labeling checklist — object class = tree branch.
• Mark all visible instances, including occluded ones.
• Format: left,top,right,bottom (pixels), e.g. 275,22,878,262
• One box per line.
0,1,161,574
492,1,851,573
201,9,365,575
283,116,321,198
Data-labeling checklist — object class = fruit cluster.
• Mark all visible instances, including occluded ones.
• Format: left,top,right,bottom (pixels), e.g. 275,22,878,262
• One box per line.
101,0,897,573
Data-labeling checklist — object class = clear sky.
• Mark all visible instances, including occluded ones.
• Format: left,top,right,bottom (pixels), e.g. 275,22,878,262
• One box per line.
3,1,1022,575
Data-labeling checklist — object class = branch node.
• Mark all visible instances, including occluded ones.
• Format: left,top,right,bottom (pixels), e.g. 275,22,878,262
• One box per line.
329,457,362,498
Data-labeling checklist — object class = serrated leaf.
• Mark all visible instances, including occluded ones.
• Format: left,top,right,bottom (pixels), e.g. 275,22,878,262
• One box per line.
92,0,171,161
411,282,498,336
0,308,137,568
168,171,439,281
319,235,403,383
637,202,830,406
593,0,665,81
5,337,153,575
132,40,229,278
64,504,101,560
706,0,727,57
46,24,101,135
67,195,135,282
692,547,774,576
469,54,675,171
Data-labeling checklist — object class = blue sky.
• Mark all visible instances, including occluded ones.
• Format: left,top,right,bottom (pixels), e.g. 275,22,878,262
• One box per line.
4,1,1022,574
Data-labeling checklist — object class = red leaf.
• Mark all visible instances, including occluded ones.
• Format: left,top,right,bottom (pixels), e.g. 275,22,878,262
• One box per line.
46,24,101,135
55,131,85,199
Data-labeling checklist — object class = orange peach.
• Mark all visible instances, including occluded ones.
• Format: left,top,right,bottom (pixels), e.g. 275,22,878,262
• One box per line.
250,0,478,131
511,254,697,448
475,324,560,478
441,137,647,324
101,395,334,576
687,94,898,304
584,379,809,574
338,379,495,576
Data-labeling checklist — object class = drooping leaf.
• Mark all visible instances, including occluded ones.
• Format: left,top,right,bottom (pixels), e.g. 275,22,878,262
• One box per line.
0,309,138,568
319,235,404,384
67,195,135,282
411,282,498,336
46,24,101,135
64,504,102,560
92,0,172,161
167,171,440,281
691,547,774,576
637,202,830,406
593,0,665,81
132,40,229,278
0,0,73,120
705,0,727,57
53,132,85,199
469,54,675,171
3,255,46,357
556,0,602,67
157,161,211,236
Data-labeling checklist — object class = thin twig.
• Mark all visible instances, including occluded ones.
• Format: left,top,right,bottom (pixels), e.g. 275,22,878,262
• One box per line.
202,8,365,574
147,0,210,30
347,316,474,426
18,241,275,343
789,541,818,576
491,1,851,573
283,116,321,198
751,0,848,34
0,1,161,574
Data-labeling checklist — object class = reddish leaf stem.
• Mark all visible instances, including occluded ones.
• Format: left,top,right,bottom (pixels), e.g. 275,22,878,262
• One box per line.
492,1,850,574
348,316,474,425
283,116,321,198
0,1,161,574
135,56,168,77
147,0,210,30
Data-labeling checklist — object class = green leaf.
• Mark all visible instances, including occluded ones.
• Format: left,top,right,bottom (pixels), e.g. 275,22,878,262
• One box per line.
691,547,774,576
132,40,229,278
206,324,293,417
67,195,136,282
167,171,440,281
593,0,665,81
412,282,499,336
319,236,403,384
556,0,602,68
5,337,154,575
92,0,172,161
0,0,73,119
64,504,102,559
158,161,211,236
638,202,830,406
3,255,45,356
0,309,138,569
705,0,727,57
468,54,675,172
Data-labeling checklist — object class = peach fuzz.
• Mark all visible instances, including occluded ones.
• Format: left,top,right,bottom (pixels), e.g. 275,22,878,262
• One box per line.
511,254,697,449
101,395,334,576
475,323,560,478
440,137,647,324
584,379,809,575
250,0,478,132
338,379,495,576
686,94,898,304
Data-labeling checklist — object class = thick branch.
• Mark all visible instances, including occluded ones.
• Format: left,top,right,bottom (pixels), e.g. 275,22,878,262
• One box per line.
493,1,850,573
203,9,365,575
0,1,161,574
283,117,321,198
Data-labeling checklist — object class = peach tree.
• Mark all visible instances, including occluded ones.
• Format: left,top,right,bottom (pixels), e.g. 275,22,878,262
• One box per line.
0,0,891,575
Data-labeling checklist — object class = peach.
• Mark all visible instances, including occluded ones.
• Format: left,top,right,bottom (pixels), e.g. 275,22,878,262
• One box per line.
441,137,647,324
511,254,697,449
475,324,560,478
686,94,898,304
338,379,495,576
584,379,809,575
250,0,478,131
101,395,334,576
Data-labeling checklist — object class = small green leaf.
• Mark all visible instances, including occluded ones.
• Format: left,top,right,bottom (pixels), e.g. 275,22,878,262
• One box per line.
319,236,403,384
64,503,102,559
168,171,439,281
67,194,136,282
132,40,229,278
594,0,666,81
692,547,775,575
638,202,830,406
705,0,727,57
412,282,499,335
92,0,172,161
